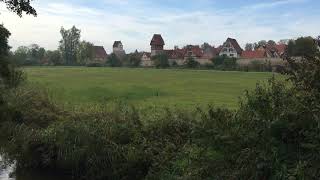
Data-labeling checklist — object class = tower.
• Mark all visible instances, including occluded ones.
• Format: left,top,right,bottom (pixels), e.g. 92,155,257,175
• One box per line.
113,41,126,59
150,34,165,57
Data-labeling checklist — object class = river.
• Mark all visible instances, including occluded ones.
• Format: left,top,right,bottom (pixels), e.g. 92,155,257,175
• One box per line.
0,155,71,180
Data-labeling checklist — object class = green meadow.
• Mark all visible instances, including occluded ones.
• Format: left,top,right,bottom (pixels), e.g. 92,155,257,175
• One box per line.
25,67,278,109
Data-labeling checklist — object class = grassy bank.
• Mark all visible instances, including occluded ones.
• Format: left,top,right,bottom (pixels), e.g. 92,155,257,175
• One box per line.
24,67,276,109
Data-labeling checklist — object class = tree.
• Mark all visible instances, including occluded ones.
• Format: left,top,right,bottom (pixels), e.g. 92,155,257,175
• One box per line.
223,57,237,70
46,50,63,65
128,53,141,67
27,44,45,65
245,43,254,51
201,42,212,50
152,54,169,68
211,55,237,70
0,25,24,87
211,55,225,66
107,53,122,67
0,0,37,17
258,40,267,47
0,0,36,87
278,39,291,45
77,41,94,65
267,40,276,46
59,26,81,65
12,46,28,65
0,24,12,84
184,57,199,68
287,37,318,57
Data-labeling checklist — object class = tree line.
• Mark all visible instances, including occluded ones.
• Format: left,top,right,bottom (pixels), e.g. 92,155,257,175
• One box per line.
8,25,95,66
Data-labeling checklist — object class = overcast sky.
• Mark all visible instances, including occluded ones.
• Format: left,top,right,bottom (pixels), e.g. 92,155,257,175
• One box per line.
0,0,319,53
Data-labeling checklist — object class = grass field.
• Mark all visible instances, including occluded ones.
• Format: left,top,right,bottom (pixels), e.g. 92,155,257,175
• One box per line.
25,67,278,109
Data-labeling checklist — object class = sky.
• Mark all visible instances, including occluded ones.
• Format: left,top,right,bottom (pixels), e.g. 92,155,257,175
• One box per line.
0,0,319,53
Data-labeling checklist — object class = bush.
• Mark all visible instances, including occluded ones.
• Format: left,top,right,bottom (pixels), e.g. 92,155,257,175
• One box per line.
184,57,200,68
107,53,122,67
152,54,169,68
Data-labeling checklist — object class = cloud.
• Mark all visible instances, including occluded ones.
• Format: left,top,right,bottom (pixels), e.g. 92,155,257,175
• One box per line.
244,0,308,10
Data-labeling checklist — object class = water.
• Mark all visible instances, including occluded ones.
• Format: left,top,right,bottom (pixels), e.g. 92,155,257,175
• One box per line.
0,155,71,180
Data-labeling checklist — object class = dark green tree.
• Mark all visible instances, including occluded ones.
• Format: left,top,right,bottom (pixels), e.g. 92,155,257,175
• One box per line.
77,41,94,65
152,54,169,68
59,26,81,65
12,46,28,65
258,40,267,47
0,24,12,84
184,57,199,68
267,40,276,46
27,44,45,65
107,53,122,67
0,0,36,87
201,42,212,50
46,50,63,65
0,0,37,17
128,54,141,67
287,37,318,58
0,25,24,87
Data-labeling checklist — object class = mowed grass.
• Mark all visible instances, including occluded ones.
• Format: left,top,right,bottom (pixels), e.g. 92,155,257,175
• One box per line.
25,67,278,109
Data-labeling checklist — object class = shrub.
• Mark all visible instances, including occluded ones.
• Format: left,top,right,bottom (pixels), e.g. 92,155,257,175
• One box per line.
184,57,200,68
152,54,169,68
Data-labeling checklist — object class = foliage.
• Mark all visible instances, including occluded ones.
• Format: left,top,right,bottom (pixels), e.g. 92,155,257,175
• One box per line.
12,44,46,66
127,53,141,67
77,41,94,65
211,55,237,70
201,42,212,50
184,57,199,68
287,36,318,58
107,53,122,67
59,26,81,65
152,54,169,68
45,50,63,66
0,0,37,17
267,40,276,46
0,24,25,88
245,43,254,51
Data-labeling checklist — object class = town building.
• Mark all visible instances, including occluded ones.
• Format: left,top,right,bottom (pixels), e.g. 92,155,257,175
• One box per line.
113,41,126,59
91,46,108,64
219,38,243,58
141,34,219,67
150,34,165,56
241,44,286,59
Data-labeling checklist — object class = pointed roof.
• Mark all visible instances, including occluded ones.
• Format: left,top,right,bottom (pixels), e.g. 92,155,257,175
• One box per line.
113,41,122,48
150,34,165,46
94,46,108,59
226,38,243,54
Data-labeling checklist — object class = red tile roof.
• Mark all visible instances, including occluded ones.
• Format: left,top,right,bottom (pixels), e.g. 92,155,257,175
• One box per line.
94,46,108,59
165,49,184,59
150,34,165,46
241,50,266,59
274,44,287,55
